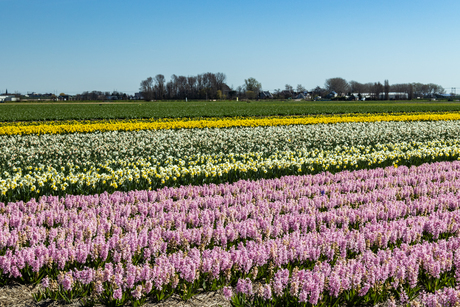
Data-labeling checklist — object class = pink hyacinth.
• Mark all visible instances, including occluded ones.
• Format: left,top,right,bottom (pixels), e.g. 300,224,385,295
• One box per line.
113,287,123,300
223,286,233,300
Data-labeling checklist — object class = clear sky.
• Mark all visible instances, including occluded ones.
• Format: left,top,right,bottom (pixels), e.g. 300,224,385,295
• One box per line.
1,0,459,94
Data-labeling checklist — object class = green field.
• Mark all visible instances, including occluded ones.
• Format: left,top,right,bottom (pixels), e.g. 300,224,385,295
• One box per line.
1,100,460,121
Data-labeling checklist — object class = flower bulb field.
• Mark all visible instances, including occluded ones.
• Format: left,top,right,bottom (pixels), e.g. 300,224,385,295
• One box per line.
2,106,460,306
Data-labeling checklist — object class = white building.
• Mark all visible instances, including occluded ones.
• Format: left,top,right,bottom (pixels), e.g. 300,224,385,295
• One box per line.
378,92,409,100
0,95,18,102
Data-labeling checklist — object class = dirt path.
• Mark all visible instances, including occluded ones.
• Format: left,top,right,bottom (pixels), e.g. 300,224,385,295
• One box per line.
0,283,231,307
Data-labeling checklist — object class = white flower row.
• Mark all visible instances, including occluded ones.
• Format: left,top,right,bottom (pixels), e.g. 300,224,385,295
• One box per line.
1,138,459,200
1,119,460,173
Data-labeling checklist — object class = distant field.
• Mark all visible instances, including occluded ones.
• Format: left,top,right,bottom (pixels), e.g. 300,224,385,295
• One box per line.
1,100,460,121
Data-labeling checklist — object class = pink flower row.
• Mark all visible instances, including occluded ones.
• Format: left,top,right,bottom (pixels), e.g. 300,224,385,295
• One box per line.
228,236,460,304
0,161,459,302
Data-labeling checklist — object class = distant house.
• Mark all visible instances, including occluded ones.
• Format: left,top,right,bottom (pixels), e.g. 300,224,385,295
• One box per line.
326,91,338,99
347,94,357,101
295,92,311,100
221,84,232,98
350,93,371,100
0,95,17,102
280,90,293,99
259,91,273,99
134,92,144,100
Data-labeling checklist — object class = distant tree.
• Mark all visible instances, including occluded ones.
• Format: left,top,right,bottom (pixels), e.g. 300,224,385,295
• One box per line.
372,82,384,100
430,84,445,95
325,77,349,95
154,74,166,99
363,83,374,94
285,84,294,92
412,83,424,98
244,78,262,94
217,90,222,100
139,77,154,101
228,90,237,99
312,86,326,98
165,81,174,99
187,76,197,99
408,84,414,100
296,84,306,93
246,90,256,100
349,81,362,93
384,80,390,100
215,73,226,91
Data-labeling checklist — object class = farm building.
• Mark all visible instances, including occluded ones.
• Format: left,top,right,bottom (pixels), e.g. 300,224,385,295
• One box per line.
259,91,273,99
295,92,311,100
0,95,18,102
378,92,409,100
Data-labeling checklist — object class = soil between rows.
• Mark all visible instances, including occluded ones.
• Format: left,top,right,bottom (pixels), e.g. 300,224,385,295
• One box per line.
0,282,422,307
0,283,231,307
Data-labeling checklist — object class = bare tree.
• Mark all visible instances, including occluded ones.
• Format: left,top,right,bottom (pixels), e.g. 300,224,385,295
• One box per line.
176,75,187,99
165,80,173,99
312,86,326,98
215,72,226,92
285,84,294,92
170,74,179,98
408,84,414,100
384,80,390,100
187,76,197,99
154,74,165,100
349,81,362,93
372,82,384,100
412,83,424,98
429,84,445,95
236,85,244,97
325,77,348,95
296,84,306,93
391,83,407,93
140,77,154,101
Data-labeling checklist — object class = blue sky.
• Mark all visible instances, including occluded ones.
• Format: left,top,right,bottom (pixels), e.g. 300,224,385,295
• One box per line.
1,0,459,94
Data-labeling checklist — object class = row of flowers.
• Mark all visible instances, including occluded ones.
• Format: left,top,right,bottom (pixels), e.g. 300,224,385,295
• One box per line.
2,119,460,202
3,119,460,169
2,112,460,135
0,161,457,306
1,138,460,202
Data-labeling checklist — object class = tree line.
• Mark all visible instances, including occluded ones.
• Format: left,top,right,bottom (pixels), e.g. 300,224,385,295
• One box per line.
139,74,447,101
14,75,448,102
140,73,228,101
75,91,129,100
317,77,446,100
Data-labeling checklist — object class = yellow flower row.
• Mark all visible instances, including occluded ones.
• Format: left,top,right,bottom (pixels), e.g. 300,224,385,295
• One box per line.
3,112,460,135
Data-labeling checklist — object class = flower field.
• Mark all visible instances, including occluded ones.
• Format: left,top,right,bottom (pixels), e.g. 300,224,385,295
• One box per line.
1,113,460,306
2,118,460,203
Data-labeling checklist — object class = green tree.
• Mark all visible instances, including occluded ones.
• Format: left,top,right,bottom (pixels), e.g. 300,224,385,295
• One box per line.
244,77,262,94
246,90,256,99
